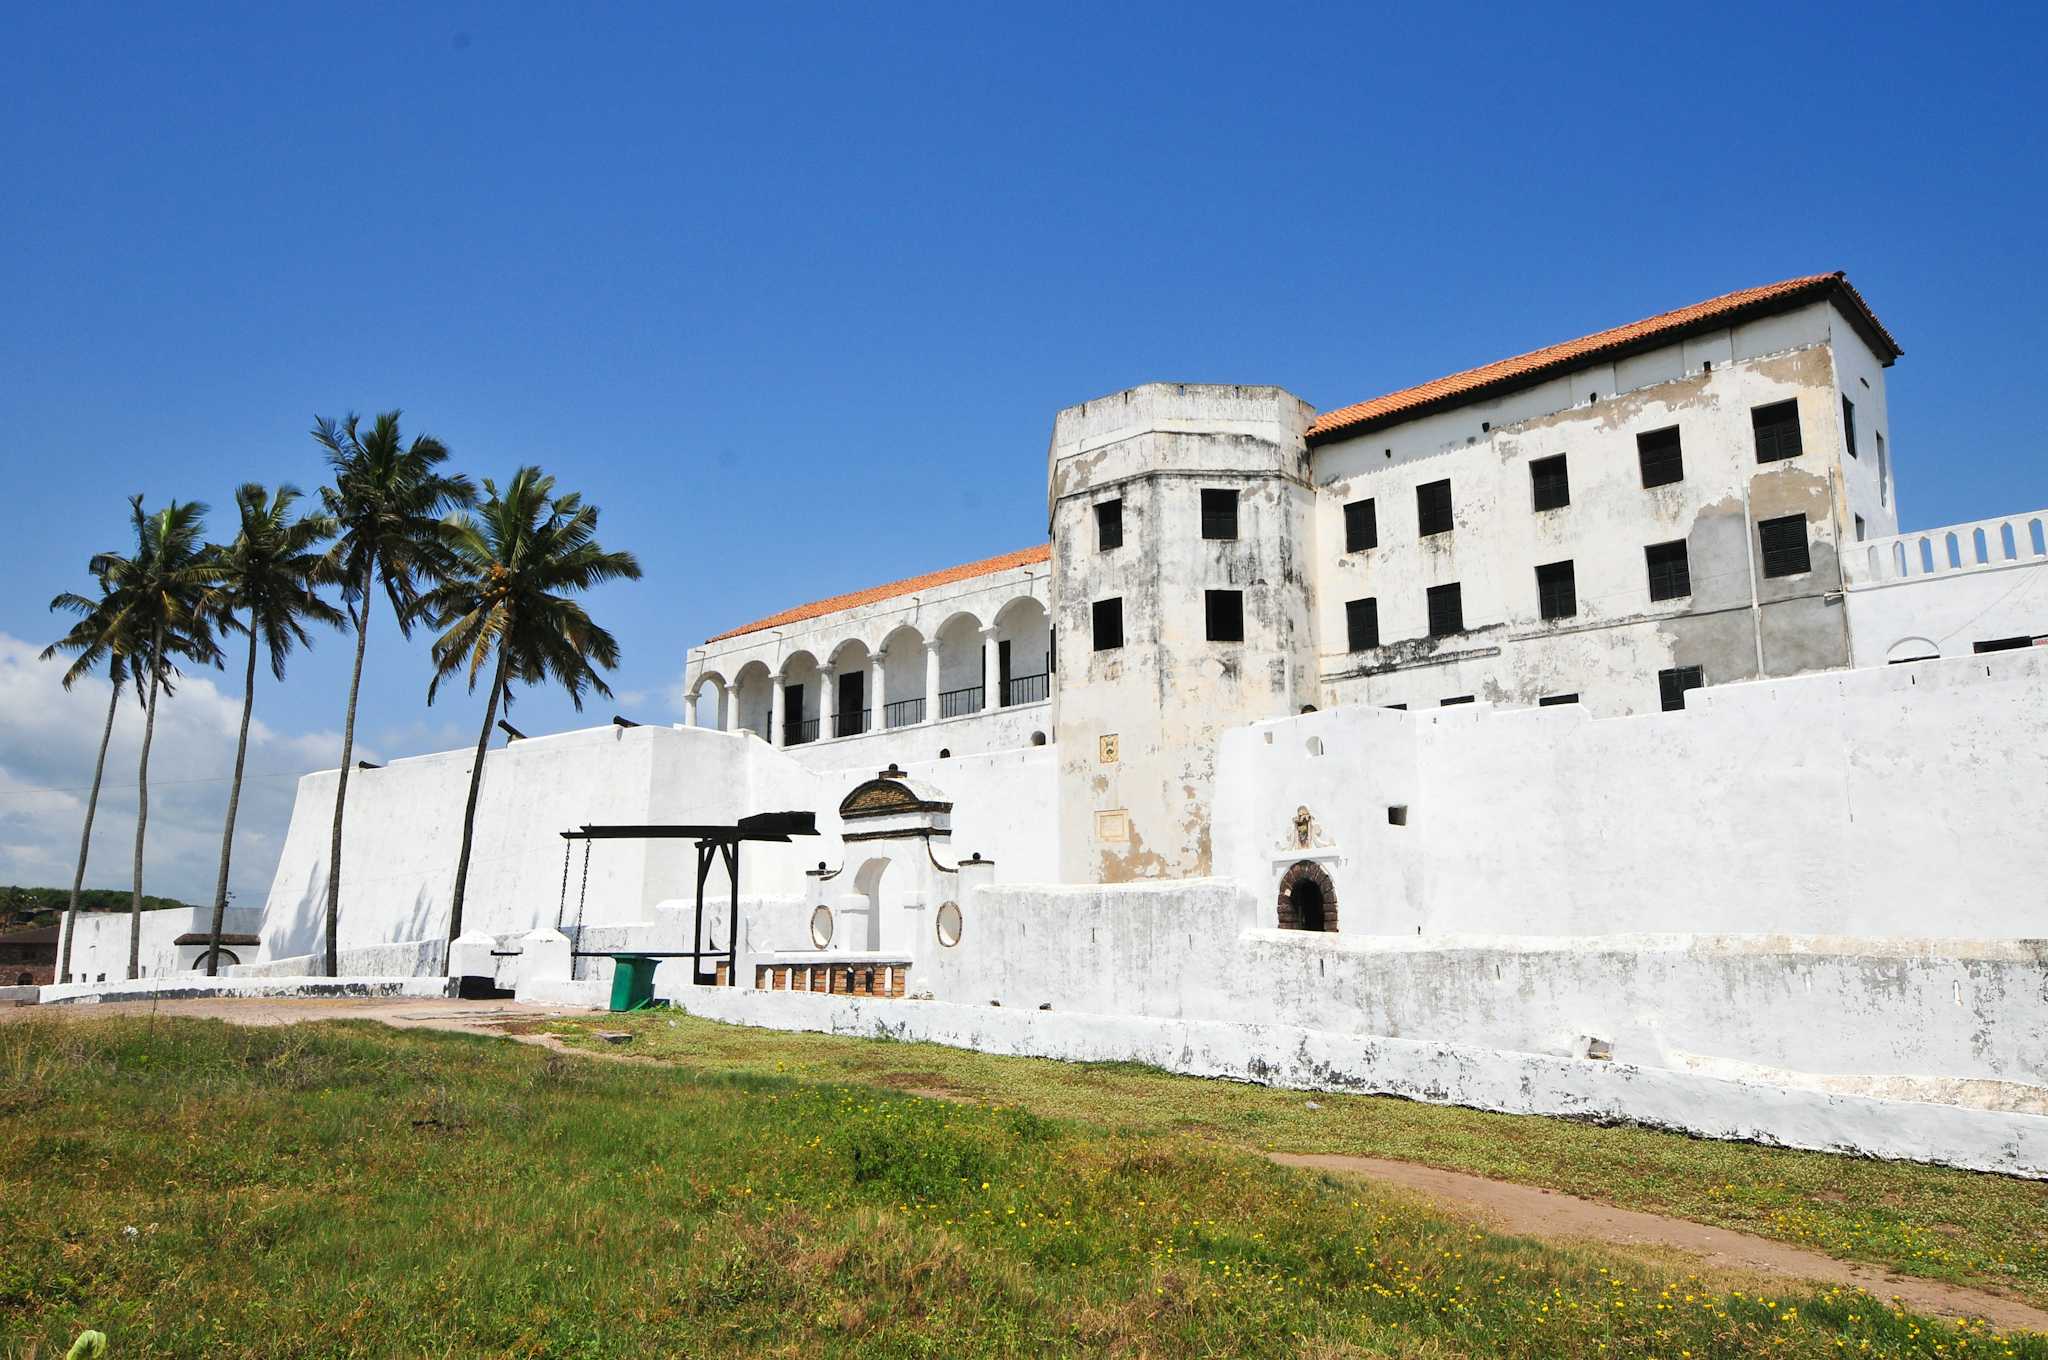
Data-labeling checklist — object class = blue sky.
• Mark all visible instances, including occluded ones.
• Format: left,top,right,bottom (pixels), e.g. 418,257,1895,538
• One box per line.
2,3,2044,899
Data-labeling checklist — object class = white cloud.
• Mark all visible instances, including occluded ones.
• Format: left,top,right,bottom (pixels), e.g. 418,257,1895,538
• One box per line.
0,632,358,907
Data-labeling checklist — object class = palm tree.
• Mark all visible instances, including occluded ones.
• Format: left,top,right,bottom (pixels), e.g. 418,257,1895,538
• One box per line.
314,412,474,976
202,484,343,975
95,497,226,979
422,467,641,943
42,567,145,983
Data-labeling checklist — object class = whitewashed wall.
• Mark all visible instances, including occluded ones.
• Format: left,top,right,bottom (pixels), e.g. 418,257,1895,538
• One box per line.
1842,512,2048,666
58,905,263,984
255,722,1059,967
1217,646,2048,939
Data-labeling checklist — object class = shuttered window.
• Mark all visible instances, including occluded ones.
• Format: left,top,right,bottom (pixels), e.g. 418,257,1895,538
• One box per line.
1416,479,1454,536
1095,499,1123,550
1536,560,1577,620
1659,665,1704,712
1637,426,1684,488
1842,396,1858,458
1200,488,1238,540
1345,597,1379,651
1205,589,1244,642
1758,514,1811,578
1751,400,1803,462
1530,455,1570,511
1092,598,1124,651
1426,582,1464,636
1645,540,1691,601
1344,498,1377,552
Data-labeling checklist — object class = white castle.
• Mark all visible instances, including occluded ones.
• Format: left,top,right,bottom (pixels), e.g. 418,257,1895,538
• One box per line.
64,272,2048,1175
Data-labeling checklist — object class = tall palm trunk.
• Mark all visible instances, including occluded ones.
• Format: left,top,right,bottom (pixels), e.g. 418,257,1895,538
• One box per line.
206,621,260,976
447,650,509,944
325,581,373,977
59,682,121,983
128,628,164,981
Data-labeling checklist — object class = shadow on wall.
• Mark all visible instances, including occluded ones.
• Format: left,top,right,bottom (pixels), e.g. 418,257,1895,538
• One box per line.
263,862,445,963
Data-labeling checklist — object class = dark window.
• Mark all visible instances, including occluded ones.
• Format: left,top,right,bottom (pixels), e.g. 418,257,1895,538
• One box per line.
1854,514,1866,541
1416,479,1454,535
1973,636,2035,653
1201,488,1238,540
1758,514,1811,578
1385,703,1408,711
1637,426,1684,488
1842,395,1858,458
1205,589,1244,642
1091,597,1123,651
1095,499,1123,551
1876,431,1888,505
1751,400,1803,462
1530,455,1571,511
1535,560,1577,620
1645,540,1691,601
1426,582,1464,636
1440,695,1475,706
1344,497,1378,552
1538,693,1580,706
1659,665,1705,712
1345,597,1379,651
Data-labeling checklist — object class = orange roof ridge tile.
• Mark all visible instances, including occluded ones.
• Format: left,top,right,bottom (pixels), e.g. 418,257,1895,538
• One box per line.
1307,272,1900,444
706,544,1051,643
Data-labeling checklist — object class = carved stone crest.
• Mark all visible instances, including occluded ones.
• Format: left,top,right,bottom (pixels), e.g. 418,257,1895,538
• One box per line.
1292,805,1314,849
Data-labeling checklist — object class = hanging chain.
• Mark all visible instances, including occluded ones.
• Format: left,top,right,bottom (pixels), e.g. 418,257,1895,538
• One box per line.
554,839,573,932
570,839,592,981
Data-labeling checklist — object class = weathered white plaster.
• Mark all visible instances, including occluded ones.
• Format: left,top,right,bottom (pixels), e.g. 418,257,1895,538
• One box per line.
57,905,262,985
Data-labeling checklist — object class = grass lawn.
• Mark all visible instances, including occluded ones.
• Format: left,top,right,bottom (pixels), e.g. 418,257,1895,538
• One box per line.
0,1015,2038,1358
542,1010,2048,1314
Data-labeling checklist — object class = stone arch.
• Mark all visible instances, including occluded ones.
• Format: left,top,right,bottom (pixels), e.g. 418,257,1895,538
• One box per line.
1276,860,1338,933
688,669,730,729
992,596,1051,706
879,622,927,726
779,649,822,744
932,611,987,717
852,855,890,951
825,637,874,737
731,660,775,740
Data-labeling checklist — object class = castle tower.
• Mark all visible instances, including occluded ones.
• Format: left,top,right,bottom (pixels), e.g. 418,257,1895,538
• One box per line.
1047,384,1319,883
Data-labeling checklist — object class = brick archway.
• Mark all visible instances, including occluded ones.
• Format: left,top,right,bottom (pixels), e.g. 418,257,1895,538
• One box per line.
1276,860,1338,933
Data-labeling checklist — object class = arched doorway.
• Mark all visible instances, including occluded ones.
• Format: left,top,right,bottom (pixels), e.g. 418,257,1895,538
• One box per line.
1276,861,1338,933
852,856,890,950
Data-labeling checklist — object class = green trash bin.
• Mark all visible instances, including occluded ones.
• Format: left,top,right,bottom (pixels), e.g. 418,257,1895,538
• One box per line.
608,954,658,1012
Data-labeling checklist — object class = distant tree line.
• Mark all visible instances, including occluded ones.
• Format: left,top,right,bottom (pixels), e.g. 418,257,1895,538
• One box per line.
42,411,641,982
1,885,195,929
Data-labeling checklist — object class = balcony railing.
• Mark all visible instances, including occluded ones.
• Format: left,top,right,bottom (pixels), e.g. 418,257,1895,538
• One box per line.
883,697,925,728
1844,510,2048,587
783,717,819,746
938,685,983,719
833,708,871,738
1003,672,1050,706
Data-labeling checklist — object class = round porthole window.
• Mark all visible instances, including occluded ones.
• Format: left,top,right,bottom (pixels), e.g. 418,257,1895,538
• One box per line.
809,905,834,949
935,900,963,947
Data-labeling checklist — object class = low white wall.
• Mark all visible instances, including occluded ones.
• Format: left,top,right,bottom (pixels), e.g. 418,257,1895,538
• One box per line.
1216,647,2048,939
38,975,455,1006
918,881,2047,1103
659,988,2048,1179
782,701,1053,773
58,906,263,984
1843,555,2048,665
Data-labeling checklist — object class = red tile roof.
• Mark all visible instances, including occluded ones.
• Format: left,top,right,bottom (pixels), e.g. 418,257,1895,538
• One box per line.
1307,272,1901,444
706,544,1051,643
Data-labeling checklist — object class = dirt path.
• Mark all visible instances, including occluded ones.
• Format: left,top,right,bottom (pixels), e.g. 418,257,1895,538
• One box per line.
1271,1151,2048,1333
17,996,2046,1333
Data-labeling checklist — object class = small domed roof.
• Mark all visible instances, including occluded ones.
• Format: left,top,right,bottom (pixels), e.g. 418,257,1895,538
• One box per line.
838,764,951,820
